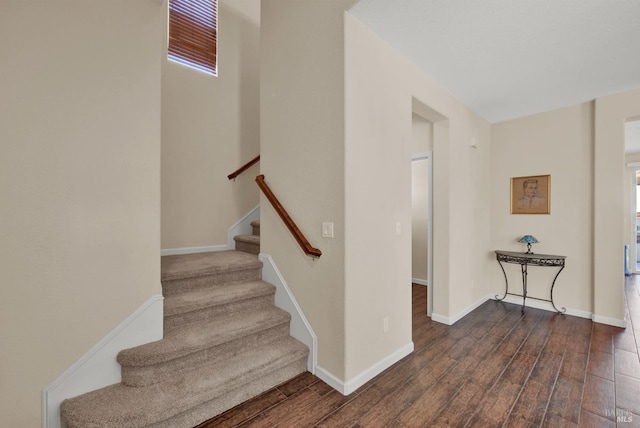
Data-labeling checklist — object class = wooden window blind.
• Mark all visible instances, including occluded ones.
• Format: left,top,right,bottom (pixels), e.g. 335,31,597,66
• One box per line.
168,0,217,75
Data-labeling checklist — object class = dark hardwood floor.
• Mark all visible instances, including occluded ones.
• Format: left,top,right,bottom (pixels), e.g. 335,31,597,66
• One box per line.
198,276,640,427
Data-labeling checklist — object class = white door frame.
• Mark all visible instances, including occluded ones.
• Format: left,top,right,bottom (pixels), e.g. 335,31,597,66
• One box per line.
627,162,640,273
412,151,434,316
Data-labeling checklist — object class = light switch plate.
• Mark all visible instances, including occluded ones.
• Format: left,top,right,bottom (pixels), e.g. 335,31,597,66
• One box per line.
322,222,334,238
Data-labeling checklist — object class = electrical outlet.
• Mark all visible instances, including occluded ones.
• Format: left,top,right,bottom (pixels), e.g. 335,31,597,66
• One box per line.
383,317,389,333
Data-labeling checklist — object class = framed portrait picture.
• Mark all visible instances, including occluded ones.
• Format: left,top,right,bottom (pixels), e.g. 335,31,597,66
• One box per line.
511,175,550,214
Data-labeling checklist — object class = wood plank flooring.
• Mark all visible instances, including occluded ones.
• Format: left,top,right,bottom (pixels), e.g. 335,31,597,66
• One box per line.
197,276,640,427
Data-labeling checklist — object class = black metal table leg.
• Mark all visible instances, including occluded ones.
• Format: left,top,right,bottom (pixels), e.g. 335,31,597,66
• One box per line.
521,263,528,313
550,265,567,313
495,260,508,301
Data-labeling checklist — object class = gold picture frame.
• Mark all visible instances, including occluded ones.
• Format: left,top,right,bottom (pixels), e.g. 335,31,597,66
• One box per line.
511,175,550,214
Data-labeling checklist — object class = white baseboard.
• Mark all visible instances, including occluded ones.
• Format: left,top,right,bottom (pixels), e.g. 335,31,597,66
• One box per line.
259,253,317,374
343,342,414,395
42,295,164,428
412,278,428,286
450,292,627,328
428,292,602,326
314,366,345,394
161,244,228,256
592,314,628,328
316,341,414,396
494,294,594,321
432,294,490,325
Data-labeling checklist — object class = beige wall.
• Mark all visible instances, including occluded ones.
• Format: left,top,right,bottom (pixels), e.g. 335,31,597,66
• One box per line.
260,0,354,380
411,113,434,153
594,88,640,323
0,1,163,425
161,0,261,249
491,103,594,313
344,14,412,378
262,2,494,383
344,14,492,378
490,90,640,324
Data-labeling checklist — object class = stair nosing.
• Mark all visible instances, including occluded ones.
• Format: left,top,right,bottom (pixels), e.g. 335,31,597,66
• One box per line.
118,307,291,367
233,235,260,243
161,250,263,282
62,338,308,427
163,280,275,317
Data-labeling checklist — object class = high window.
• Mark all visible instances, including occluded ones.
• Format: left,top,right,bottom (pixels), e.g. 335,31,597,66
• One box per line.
168,0,218,75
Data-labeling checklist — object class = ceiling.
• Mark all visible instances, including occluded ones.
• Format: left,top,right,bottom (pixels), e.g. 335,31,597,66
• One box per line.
349,0,640,124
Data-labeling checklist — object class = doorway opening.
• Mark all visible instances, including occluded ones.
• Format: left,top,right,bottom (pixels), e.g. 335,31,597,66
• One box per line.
411,98,447,318
410,107,435,317
411,153,432,315
625,119,640,273
634,169,640,271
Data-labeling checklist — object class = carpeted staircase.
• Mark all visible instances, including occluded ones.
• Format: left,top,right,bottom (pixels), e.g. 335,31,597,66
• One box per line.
61,221,309,427
233,220,261,255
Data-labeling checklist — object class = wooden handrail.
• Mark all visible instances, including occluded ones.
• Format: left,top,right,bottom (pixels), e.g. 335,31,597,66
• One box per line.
255,174,322,259
227,155,260,180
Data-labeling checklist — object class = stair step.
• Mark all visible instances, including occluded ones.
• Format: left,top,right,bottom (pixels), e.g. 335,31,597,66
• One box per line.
118,307,292,386
163,280,276,333
61,337,308,428
163,359,306,428
234,234,260,255
251,220,260,236
161,251,262,296
60,248,310,427
119,307,290,366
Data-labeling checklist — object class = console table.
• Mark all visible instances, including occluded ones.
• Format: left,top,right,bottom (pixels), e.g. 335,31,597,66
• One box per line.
494,250,567,313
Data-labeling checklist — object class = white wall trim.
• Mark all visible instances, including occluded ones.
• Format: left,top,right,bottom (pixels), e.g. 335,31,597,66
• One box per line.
592,314,628,328
315,341,414,395
432,294,489,325
492,294,629,326
495,294,593,320
411,151,432,160
228,205,260,249
314,366,346,395
259,253,317,373
412,278,428,286
343,341,414,395
430,312,450,325
448,293,627,328
42,295,164,428
161,244,228,256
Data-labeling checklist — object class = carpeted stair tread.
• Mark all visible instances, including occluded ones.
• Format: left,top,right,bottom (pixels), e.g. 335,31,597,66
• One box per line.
118,306,291,367
234,235,260,255
161,250,261,282
233,234,260,245
163,280,274,318
158,361,305,428
250,220,260,237
61,337,308,428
